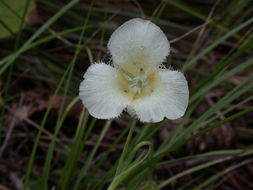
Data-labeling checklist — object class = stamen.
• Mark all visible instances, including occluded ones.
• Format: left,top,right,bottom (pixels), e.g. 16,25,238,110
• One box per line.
118,61,158,100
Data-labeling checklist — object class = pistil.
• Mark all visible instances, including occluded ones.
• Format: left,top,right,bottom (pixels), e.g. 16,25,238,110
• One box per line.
118,61,158,101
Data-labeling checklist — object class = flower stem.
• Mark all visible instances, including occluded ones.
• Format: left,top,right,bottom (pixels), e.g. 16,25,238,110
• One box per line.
115,119,137,176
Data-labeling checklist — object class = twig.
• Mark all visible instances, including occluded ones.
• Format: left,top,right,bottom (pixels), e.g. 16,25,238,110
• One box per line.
9,173,23,190
83,10,119,46
0,94,25,157
3,106,70,151
0,116,17,157
188,0,221,59
213,159,253,189
48,27,74,47
170,22,210,44
205,95,232,135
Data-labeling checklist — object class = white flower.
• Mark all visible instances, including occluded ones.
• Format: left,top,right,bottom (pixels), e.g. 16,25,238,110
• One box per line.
79,18,189,122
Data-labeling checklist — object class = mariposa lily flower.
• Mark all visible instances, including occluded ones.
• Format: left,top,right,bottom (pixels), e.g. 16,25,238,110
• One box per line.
79,18,189,122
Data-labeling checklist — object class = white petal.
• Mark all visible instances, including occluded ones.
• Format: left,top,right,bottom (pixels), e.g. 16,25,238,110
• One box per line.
132,70,189,122
108,18,170,66
79,63,129,119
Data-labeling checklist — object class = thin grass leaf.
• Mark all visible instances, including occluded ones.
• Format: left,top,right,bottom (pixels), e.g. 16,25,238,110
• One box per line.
73,120,112,190
0,0,80,75
182,17,253,71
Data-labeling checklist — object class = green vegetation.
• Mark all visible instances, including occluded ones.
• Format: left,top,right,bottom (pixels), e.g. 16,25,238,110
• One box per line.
0,0,252,189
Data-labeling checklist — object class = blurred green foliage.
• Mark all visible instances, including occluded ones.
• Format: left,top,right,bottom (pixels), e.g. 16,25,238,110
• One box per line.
0,0,35,38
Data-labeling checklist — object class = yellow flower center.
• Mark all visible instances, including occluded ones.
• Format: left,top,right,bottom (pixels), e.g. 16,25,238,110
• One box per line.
117,61,158,101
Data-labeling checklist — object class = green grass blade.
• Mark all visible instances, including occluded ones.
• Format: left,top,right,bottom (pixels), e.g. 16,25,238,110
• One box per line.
182,17,253,71
0,0,80,76
23,64,71,190
73,120,112,190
